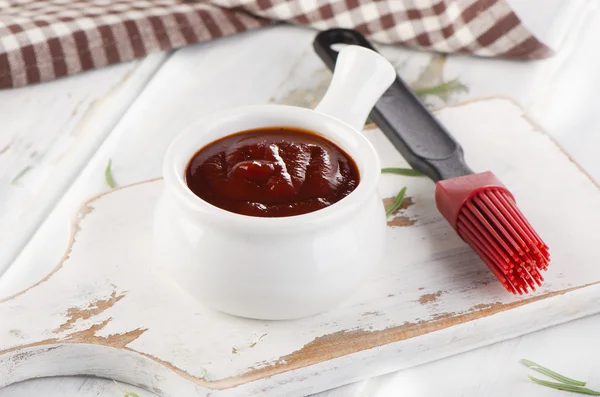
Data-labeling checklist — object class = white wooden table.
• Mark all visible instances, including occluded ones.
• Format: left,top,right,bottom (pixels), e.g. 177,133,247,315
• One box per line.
2,1,600,394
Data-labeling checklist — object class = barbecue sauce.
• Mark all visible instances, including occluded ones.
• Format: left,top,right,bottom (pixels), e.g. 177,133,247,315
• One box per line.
185,127,360,217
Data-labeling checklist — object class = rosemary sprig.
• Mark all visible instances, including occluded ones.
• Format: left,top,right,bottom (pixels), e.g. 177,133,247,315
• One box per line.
113,380,141,397
381,167,423,177
521,359,600,395
385,187,406,217
413,78,466,97
105,159,118,189
10,166,32,185
520,359,586,386
527,375,600,395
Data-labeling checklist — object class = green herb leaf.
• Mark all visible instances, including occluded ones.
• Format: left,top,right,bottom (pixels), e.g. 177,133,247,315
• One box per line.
10,166,32,185
385,187,407,217
198,367,208,380
527,375,600,395
112,380,140,397
105,159,118,189
413,78,467,98
521,359,586,386
381,168,424,177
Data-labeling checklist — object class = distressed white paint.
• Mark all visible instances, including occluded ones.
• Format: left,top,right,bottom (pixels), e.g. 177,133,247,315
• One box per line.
317,313,600,397
2,99,600,396
0,377,153,397
4,313,600,397
0,53,167,276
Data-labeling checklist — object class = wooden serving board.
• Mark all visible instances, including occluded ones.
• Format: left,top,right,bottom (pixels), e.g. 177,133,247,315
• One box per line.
2,98,600,397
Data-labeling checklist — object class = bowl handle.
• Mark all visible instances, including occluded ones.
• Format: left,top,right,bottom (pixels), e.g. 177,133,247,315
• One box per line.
314,44,396,132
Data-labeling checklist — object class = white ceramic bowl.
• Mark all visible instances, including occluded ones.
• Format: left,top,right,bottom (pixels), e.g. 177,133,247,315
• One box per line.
154,46,396,320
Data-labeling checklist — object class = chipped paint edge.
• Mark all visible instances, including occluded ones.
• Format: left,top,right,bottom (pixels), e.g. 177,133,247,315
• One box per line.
0,178,162,303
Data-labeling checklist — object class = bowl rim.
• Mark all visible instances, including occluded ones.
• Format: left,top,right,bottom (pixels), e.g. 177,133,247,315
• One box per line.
162,104,382,233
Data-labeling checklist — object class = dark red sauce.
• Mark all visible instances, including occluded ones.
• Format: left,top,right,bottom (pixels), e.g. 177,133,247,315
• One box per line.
185,127,360,217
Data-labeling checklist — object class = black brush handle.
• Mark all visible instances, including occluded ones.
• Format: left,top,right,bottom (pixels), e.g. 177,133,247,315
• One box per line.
313,29,473,182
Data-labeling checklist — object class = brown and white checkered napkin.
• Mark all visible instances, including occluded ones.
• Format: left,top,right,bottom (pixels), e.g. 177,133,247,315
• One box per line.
0,0,551,89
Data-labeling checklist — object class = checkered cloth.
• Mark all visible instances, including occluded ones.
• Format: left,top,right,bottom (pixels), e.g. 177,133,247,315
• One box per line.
0,0,551,89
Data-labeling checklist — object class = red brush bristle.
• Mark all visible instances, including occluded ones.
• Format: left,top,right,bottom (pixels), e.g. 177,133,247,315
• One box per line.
435,172,550,294
457,190,549,294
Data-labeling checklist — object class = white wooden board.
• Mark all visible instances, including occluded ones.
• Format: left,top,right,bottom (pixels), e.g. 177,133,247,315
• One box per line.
0,53,166,277
2,98,600,396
